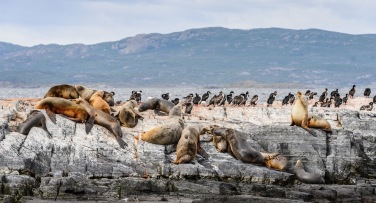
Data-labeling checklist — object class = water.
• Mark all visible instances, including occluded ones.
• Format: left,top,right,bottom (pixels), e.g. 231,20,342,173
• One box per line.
0,85,374,103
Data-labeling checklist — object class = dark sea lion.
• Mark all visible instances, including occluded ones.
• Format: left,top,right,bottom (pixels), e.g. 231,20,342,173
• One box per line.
73,99,127,148
44,84,79,99
141,105,184,145
210,127,265,165
116,100,144,128
173,124,209,164
34,97,94,134
138,98,175,115
292,160,325,184
74,85,115,106
18,110,51,138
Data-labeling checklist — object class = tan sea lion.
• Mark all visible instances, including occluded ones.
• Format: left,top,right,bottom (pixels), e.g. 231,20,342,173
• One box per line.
74,85,115,106
290,91,317,136
292,160,325,184
260,152,288,171
73,99,127,149
307,115,332,134
18,110,51,138
173,125,209,164
34,97,94,134
44,84,79,99
141,105,184,145
115,100,144,128
89,90,111,114
138,98,175,115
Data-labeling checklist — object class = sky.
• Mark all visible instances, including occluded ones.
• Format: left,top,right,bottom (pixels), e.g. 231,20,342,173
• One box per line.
1,0,376,47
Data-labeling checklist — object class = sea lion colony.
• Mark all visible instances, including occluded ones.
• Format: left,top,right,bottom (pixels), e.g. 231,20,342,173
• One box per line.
16,84,375,184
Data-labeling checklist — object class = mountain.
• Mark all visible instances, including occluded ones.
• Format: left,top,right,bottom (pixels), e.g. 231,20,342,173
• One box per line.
1,27,375,87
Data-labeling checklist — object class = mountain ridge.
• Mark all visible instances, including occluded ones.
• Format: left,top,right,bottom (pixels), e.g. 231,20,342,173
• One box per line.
1,27,375,87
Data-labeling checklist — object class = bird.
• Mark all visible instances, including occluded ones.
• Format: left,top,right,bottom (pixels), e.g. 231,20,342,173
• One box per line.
161,93,170,100
200,91,211,103
249,95,258,106
349,85,356,98
364,88,371,98
319,88,328,102
192,93,202,105
360,102,373,111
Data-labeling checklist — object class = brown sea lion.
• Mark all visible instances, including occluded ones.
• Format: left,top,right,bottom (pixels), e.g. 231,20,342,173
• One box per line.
141,105,184,145
89,90,111,114
290,91,317,136
18,110,51,138
292,160,325,184
138,98,175,115
34,97,94,134
116,100,144,128
74,85,115,106
44,84,79,99
73,99,127,149
173,125,209,164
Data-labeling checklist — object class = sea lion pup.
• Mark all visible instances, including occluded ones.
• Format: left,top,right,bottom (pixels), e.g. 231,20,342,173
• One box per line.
18,110,51,138
138,98,175,115
74,85,115,106
259,152,288,171
290,91,316,136
141,105,184,145
173,124,209,164
89,90,111,114
73,99,127,149
292,160,325,184
44,84,79,99
210,127,265,165
307,115,332,134
116,100,144,128
34,97,94,134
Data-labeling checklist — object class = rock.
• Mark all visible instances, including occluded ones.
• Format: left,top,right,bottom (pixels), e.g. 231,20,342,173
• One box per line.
0,100,375,202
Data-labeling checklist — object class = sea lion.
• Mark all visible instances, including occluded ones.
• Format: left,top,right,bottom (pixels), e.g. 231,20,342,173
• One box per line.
34,97,94,134
73,99,127,148
116,100,144,128
173,125,209,164
290,91,316,136
260,152,288,171
89,90,111,114
141,105,184,145
44,84,79,99
138,98,175,115
307,115,332,133
210,127,265,165
18,110,51,137
292,160,325,184
74,85,115,106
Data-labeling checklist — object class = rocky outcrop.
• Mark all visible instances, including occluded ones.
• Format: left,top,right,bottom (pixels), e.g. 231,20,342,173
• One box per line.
0,101,375,202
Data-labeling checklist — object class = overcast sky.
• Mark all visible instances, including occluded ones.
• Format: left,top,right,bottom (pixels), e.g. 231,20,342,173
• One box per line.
1,0,376,47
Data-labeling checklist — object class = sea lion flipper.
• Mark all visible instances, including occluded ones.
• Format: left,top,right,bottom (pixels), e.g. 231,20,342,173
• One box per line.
198,147,209,159
45,108,57,124
116,136,128,149
41,118,52,138
301,115,316,136
85,115,95,134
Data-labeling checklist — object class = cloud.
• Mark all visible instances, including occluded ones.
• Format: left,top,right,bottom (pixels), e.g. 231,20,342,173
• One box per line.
1,0,376,46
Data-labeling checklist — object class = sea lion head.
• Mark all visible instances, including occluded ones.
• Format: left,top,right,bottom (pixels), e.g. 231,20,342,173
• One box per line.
168,104,182,118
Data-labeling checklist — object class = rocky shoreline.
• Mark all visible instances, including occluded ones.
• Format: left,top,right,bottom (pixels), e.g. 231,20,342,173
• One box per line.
0,99,375,202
